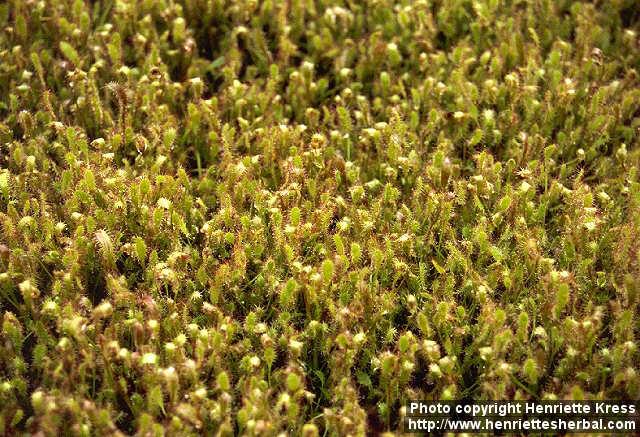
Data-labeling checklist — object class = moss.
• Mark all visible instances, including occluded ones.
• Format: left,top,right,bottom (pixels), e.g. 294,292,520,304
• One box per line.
0,0,639,434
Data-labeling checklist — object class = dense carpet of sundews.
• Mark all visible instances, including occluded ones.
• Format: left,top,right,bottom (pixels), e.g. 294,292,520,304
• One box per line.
0,0,639,435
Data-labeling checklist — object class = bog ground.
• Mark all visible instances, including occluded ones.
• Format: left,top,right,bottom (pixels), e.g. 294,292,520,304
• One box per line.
0,0,639,435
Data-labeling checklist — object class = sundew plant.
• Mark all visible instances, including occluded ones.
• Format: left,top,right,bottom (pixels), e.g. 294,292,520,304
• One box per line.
1,0,639,435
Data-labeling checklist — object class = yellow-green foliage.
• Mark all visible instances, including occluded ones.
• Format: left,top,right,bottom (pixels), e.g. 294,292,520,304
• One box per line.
0,0,639,435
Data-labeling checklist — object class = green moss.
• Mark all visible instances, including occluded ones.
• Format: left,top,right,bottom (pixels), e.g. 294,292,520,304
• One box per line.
0,0,639,434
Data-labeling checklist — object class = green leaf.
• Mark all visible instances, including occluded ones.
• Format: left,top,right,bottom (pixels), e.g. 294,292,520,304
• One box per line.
133,237,147,264
356,371,372,388
208,56,226,71
0,170,9,199
147,385,165,415
286,373,301,392
431,259,446,274
217,371,230,391
322,259,334,283
59,41,80,66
